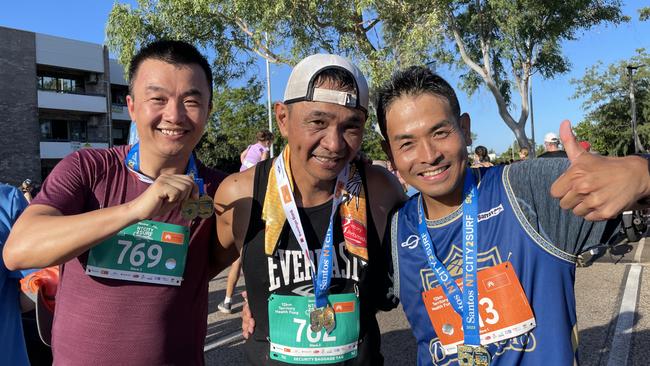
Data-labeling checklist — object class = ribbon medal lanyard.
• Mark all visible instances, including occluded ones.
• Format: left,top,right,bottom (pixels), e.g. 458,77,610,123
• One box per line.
417,169,490,366
126,143,214,220
274,151,348,334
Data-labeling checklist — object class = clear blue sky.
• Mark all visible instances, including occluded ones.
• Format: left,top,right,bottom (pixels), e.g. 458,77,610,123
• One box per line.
2,0,649,154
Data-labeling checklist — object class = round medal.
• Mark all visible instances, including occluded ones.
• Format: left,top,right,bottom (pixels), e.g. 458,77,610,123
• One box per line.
197,195,214,219
310,308,323,333
322,306,336,333
181,199,198,220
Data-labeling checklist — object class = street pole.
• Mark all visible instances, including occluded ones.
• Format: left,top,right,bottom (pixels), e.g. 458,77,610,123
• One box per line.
265,32,274,158
529,77,536,155
627,65,645,154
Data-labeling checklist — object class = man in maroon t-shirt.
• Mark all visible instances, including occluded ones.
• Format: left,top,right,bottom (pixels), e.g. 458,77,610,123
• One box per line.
3,40,236,365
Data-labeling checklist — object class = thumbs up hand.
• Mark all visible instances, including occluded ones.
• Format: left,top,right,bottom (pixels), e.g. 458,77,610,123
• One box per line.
559,120,587,163
550,120,650,221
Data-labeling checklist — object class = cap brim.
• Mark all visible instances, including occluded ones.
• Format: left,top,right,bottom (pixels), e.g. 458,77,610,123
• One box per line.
36,286,54,346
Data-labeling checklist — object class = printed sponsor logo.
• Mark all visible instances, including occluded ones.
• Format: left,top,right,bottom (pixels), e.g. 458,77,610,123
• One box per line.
483,271,511,292
401,235,420,250
281,185,292,204
342,218,367,248
161,231,185,244
333,301,355,313
477,204,504,222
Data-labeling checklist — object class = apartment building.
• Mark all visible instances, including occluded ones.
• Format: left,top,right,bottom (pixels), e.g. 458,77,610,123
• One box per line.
0,26,131,187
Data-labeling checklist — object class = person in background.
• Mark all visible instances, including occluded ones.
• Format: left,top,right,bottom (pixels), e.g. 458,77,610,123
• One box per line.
218,130,275,314
472,145,493,167
538,132,567,158
0,183,30,366
240,129,274,172
519,147,529,161
20,179,34,203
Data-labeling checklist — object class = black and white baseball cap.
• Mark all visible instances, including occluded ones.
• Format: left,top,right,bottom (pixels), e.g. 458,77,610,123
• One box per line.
283,54,369,113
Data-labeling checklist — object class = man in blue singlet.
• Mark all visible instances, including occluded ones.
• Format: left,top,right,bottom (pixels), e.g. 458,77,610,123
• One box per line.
375,66,650,365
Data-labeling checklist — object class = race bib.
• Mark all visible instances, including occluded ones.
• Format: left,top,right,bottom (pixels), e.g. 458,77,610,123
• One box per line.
422,261,536,355
86,220,189,286
268,293,360,364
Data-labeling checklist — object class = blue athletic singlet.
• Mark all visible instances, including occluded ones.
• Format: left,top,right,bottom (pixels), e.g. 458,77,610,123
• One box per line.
391,165,603,366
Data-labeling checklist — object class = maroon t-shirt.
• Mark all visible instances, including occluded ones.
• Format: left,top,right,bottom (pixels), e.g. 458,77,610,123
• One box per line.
32,146,226,365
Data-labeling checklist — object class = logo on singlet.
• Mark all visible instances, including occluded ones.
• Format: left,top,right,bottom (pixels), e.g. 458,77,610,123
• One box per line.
267,241,364,292
401,235,420,250
477,204,504,222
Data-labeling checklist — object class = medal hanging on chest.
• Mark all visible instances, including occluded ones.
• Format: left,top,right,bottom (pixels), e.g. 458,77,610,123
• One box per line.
417,169,491,365
271,147,350,333
457,345,490,366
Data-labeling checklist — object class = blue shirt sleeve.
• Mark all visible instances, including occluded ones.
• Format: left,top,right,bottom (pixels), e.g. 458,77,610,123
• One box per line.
0,184,30,279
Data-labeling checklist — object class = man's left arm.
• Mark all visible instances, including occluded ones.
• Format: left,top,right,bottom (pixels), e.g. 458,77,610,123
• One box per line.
551,120,650,221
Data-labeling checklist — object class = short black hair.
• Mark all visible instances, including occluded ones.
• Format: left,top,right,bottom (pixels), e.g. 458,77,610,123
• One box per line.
128,40,213,102
312,68,357,94
376,66,461,141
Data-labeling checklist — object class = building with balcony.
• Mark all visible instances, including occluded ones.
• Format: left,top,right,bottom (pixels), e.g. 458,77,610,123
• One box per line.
0,26,131,187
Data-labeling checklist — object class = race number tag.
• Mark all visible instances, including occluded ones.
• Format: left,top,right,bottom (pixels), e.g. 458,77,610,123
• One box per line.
86,220,189,286
268,293,359,364
422,261,536,355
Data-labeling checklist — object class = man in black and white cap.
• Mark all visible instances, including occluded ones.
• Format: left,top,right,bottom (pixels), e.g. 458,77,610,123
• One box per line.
538,132,567,158
215,54,404,365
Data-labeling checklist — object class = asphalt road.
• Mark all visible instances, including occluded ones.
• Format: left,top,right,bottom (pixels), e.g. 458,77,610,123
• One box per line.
205,235,650,365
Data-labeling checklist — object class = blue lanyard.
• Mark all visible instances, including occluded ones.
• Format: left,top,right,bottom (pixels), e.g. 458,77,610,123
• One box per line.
125,143,204,195
417,169,480,346
314,212,337,308
273,152,348,309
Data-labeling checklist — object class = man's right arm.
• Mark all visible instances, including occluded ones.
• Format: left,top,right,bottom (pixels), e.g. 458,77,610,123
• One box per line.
3,173,199,271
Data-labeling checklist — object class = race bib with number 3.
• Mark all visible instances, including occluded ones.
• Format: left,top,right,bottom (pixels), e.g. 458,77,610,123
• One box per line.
422,261,536,355
268,293,360,364
86,220,189,286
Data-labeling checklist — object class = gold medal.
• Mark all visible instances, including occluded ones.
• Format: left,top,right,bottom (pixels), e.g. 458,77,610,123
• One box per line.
322,305,336,334
310,308,323,333
457,345,491,366
197,195,214,219
181,199,198,220
473,345,490,366
457,345,475,366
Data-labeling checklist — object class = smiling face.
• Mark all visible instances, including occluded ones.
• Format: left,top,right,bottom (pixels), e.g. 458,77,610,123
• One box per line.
384,93,471,214
126,59,211,164
276,83,366,186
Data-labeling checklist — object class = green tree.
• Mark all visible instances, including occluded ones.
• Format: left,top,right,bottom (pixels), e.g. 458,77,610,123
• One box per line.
361,120,388,161
380,0,626,156
195,80,278,172
107,0,627,157
640,6,650,21
571,49,650,156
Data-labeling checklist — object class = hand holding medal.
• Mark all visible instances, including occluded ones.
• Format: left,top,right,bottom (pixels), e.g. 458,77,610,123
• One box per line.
181,178,214,220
